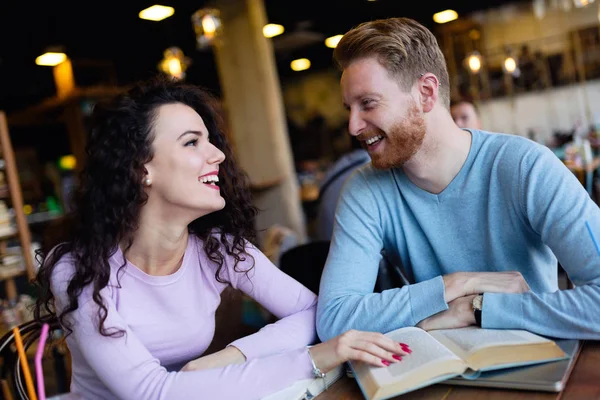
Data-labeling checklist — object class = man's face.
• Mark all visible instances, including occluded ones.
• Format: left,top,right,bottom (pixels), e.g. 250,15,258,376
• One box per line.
451,102,481,130
341,57,426,170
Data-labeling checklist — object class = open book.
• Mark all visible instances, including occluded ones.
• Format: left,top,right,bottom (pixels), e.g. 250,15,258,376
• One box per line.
350,326,568,400
262,363,344,400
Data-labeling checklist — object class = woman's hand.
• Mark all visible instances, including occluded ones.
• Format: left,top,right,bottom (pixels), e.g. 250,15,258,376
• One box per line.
181,346,246,372
308,330,410,374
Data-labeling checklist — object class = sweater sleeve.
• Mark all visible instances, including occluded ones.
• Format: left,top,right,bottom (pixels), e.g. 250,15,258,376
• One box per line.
52,259,314,400
316,171,447,342
225,243,319,359
483,146,600,339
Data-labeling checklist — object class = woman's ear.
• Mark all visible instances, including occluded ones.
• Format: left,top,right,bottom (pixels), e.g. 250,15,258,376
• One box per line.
142,166,152,187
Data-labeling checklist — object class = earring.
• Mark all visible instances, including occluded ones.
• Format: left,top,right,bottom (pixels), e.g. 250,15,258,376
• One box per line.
144,177,152,186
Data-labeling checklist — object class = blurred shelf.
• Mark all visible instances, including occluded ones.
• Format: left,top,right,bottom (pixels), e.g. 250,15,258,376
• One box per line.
0,268,25,282
0,231,17,241
26,211,63,225
0,111,36,288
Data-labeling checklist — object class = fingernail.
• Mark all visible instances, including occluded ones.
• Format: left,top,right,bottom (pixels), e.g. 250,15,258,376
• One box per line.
382,360,390,366
403,348,412,354
399,342,408,347
392,354,403,361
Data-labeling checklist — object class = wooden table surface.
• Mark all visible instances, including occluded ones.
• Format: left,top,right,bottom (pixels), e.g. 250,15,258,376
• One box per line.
318,341,600,400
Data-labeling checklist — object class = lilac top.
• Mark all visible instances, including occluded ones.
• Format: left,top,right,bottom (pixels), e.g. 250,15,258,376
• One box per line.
51,235,318,399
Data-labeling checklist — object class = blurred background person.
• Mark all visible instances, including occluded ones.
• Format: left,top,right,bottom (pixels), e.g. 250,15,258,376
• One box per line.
316,135,369,241
450,98,482,130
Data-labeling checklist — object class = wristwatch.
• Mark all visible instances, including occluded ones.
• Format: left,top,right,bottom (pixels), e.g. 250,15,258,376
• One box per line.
472,294,483,327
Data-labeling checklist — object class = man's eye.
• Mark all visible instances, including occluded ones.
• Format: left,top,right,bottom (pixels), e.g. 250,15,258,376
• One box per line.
362,99,374,108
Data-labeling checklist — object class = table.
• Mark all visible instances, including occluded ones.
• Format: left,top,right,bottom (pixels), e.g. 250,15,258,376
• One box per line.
318,341,600,399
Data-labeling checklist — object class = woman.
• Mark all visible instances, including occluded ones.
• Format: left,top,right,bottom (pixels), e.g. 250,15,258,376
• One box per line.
34,77,408,400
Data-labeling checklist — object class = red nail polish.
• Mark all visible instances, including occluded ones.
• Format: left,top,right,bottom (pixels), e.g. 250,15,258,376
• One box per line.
392,354,402,360
399,343,408,347
382,360,390,366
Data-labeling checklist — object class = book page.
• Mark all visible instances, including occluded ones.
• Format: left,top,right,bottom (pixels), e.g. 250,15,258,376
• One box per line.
430,327,551,360
370,327,464,387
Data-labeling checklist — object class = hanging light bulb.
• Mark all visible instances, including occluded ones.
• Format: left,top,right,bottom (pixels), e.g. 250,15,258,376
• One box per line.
158,47,191,80
503,56,521,78
504,57,517,73
465,52,483,74
192,8,223,49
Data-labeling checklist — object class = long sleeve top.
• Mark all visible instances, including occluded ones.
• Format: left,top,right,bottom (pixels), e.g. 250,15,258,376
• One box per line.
317,129,600,341
51,235,318,399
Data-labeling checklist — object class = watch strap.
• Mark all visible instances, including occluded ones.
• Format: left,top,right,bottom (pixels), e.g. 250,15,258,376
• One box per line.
474,308,482,327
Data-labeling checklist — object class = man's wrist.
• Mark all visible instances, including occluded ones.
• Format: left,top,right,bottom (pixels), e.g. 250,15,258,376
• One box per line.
443,273,467,303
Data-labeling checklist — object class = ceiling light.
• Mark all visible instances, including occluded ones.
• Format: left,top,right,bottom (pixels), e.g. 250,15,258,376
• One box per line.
503,57,517,74
139,5,175,21
192,8,222,49
433,9,458,24
325,35,343,48
263,24,285,38
291,58,311,72
158,47,191,80
35,52,67,66
465,52,482,74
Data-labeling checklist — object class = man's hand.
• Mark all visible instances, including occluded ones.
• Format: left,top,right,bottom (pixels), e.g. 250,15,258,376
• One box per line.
443,271,530,303
417,295,477,331
181,346,246,372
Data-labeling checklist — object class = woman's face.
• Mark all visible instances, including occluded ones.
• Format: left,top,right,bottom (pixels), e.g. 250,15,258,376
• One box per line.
143,103,226,218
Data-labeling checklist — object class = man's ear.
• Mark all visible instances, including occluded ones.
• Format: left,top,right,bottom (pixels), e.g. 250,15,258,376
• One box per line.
417,73,440,113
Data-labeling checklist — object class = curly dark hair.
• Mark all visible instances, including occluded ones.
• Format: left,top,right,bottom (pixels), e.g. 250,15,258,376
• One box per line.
33,76,258,337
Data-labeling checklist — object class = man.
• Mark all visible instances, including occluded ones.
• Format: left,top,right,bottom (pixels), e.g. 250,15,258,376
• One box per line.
316,17,600,342
316,135,370,241
450,98,482,130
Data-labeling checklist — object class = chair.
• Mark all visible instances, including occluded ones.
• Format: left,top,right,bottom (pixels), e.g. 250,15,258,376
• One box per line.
279,241,331,295
278,241,407,295
0,315,67,400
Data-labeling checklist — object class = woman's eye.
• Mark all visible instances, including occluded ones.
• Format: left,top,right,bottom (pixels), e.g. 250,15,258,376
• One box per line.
185,139,198,147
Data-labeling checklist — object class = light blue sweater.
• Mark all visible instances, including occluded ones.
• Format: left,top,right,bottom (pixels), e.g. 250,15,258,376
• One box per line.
316,129,600,341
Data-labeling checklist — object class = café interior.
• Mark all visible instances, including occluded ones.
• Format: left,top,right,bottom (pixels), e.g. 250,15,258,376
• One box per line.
0,0,599,398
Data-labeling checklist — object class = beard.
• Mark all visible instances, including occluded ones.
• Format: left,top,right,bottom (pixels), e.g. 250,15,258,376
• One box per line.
365,102,426,170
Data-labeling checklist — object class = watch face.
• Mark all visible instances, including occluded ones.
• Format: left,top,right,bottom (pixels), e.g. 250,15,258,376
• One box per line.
473,295,483,310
